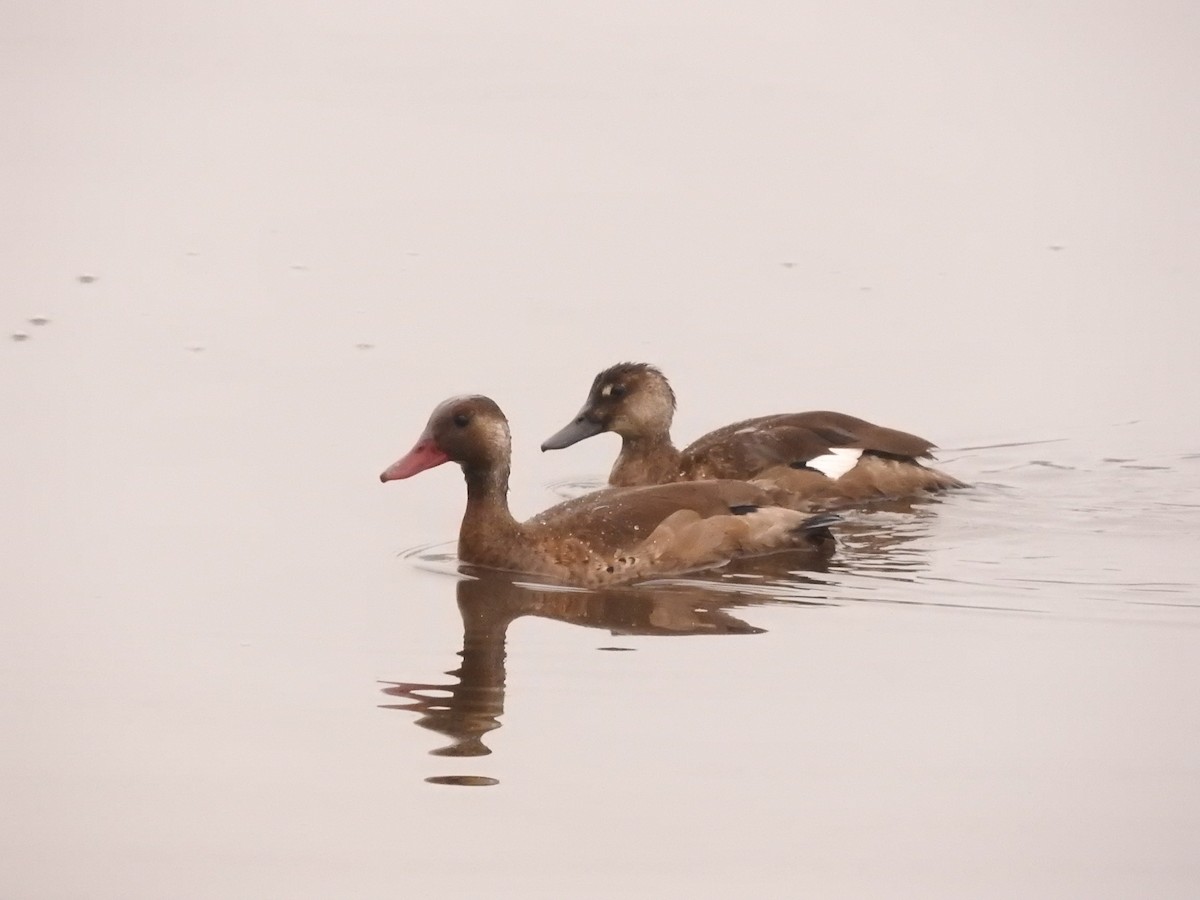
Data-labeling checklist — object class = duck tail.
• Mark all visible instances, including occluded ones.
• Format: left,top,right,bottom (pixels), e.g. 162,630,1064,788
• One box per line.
795,512,839,555
794,512,841,535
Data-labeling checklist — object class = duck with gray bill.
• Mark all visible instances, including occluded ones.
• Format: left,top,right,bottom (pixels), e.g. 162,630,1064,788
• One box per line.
541,362,964,503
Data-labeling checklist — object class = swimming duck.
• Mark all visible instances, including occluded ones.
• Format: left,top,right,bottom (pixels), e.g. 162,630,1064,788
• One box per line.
380,395,837,588
541,363,963,502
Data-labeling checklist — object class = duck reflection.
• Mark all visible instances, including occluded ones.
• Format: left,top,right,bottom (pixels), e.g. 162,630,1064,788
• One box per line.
380,552,833,760
381,499,949,769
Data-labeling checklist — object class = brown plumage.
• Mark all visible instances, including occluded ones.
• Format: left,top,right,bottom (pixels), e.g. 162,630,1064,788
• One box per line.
380,395,837,587
541,363,964,503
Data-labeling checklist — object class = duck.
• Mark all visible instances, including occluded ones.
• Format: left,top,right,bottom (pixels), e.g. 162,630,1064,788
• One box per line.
379,395,838,588
540,362,964,503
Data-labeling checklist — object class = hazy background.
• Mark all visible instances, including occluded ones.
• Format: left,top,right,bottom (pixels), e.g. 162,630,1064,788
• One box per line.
3,2,1199,897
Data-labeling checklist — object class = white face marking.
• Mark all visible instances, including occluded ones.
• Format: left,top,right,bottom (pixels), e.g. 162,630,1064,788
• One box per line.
807,447,864,480
600,383,616,398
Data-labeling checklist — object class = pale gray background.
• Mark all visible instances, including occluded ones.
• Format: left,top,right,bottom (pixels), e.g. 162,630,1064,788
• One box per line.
3,3,1199,897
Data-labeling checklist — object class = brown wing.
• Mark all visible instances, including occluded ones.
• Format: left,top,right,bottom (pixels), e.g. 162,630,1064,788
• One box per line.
682,411,937,479
526,480,775,557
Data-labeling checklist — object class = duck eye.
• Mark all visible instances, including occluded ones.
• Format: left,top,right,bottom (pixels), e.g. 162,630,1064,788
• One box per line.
452,413,470,428
603,383,626,399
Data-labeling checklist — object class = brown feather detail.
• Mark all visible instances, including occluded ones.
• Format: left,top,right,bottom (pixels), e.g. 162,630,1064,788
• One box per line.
753,455,965,505
525,479,832,586
691,411,938,464
608,442,683,487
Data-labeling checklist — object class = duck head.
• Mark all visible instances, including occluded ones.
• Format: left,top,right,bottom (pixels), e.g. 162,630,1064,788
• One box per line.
380,395,511,482
541,362,677,451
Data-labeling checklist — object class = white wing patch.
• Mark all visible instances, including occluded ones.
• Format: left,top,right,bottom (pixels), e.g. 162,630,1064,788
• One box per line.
806,447,864,480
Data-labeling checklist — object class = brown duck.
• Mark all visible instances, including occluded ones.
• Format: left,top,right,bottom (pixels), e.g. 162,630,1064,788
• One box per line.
380,395,837,588
541,363,963,503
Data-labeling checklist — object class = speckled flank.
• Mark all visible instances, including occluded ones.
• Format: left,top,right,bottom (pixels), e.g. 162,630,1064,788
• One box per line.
515,504,834,588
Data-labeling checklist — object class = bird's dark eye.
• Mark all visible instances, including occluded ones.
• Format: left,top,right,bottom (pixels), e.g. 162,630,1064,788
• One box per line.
452,413,470,428
610,384,626,398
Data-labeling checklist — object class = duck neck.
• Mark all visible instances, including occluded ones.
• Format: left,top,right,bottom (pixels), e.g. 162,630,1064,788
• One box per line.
459,462,522,558
610,433,682,487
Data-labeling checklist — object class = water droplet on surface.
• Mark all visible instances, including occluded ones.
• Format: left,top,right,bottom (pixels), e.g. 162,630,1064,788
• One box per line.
29,317,50,326
185,345,205,353
77,274,97,284
355,342,375,350
10,332,31,342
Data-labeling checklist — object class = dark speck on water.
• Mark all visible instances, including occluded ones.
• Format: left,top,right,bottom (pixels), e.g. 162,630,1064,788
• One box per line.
1030,460,1074,469
29,317,50,326
424,775,498,787
355,343,375,350
77,274,97,283
10,332,30,342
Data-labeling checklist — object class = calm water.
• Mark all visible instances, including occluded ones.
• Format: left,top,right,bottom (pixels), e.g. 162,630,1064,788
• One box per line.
4,3,1200,897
